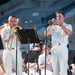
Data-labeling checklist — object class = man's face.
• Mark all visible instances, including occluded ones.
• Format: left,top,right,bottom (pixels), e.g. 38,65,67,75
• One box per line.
56,13,65,24
8,17,18,28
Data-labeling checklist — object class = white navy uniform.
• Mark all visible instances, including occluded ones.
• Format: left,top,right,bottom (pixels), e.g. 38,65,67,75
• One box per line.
38,53,53,75
1,26,22,75
51,23,72,75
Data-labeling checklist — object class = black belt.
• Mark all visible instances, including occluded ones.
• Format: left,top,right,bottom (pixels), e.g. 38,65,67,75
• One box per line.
12,48,14,50
7,47,14,50
58,43,61,45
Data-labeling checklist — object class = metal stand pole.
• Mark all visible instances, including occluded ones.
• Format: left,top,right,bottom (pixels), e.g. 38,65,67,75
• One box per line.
44,25,49,75
16,35,18,75
27,38,30,75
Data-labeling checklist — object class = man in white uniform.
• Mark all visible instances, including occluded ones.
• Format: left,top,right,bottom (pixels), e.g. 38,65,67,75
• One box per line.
1,15,22,75
38,44,53,75
44,11,72,75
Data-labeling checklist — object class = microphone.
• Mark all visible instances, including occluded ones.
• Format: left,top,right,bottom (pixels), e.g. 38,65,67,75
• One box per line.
48,18,56,25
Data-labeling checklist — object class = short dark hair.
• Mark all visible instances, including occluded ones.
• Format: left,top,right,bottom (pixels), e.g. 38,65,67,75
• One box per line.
8,15,17,22
12,15,16,17
56,11,65,17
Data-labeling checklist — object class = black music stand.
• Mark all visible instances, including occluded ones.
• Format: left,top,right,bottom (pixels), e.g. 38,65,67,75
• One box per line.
17,28,40,44
17,28,40,75
0,35,4,49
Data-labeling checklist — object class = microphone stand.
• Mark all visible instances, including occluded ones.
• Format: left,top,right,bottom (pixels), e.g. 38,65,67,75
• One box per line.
27,38,30,75
15,34,18,75
44,23,51,75
44,24,48,75
15,31,20,75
